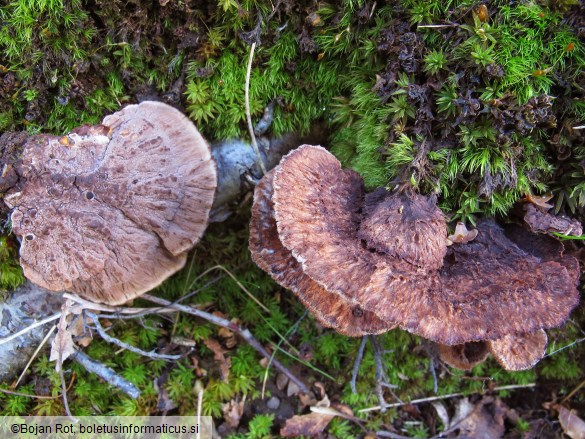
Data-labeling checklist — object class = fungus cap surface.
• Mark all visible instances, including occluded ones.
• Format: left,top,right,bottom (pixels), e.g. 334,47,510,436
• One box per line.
271,145,580,345
5,101,217,304
249,169,395,336
488,330,548,371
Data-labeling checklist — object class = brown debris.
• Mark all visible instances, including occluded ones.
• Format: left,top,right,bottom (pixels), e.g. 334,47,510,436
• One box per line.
203,338,231,382
4,101,217,305
557,405,585,439
250,145,580,371
523,203,583,236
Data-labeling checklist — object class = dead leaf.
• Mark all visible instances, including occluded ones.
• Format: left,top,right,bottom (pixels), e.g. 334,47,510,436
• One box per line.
49,300,77,371
447,222,479,245
432,401,450,430
280,412,335,437
450,397,506,439
298,392,318,408
154,373,177,412
314,382,327,400
281,389,334,437
558,405,585,439
523,193,554,211
222,396,246,429
523,203,583,236
218,327,237,349
203,338,231,382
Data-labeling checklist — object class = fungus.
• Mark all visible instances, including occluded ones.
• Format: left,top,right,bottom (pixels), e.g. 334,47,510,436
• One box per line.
249,169,395,336
250,144,580,370
438,342,489,371
4,101,217,305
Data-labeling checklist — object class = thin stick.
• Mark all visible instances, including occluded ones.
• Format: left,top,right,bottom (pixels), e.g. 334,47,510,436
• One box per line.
429,357,438,394
351,337,368,394
196,387,203,439
261,310,307,399
14,324,57,388
0,373,75,400
417,24,456,29
142,293,308,393
245,41,267,175
58,355,75,421
561,378,585,404
72,350,140,399
85,311,181,361
359,383,536,413
545,337,585,357
0,312,62,346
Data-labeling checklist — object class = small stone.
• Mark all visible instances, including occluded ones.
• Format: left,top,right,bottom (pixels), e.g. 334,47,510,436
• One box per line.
276,373,289,391
266,396,280,410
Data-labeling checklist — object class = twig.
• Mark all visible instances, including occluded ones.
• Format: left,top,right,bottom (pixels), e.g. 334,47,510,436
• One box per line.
561,378,585,404
351,337,368,394
261,310,307,399
0,373,76,400
72,350,140,399
84,311,182,361
196,387,203,439
376,432,414,439
142,293,309,394
429,357,439,395
0,312,62,346
417,24,457,29
370,336,388,411
245,41,267,175
58,356,75,421
54,306,75,421
14,324,57,388
359,383,536,413
573,125,585,129
545,337,585,357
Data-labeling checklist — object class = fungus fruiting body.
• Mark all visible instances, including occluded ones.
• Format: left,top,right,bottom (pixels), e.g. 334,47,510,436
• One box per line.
250,144,580,370
5,101,217,305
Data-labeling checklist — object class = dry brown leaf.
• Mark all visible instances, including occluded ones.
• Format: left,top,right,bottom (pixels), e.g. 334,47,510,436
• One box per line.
222,397,246,429
298,392,318,408
280,412,335,437
450,397,506,439
523,193,554,210
218,327,237,349
203,338,231,382
281,391,337,437
558,405,585,439
447,222,479,245
49,300,78,371
154,374,177,412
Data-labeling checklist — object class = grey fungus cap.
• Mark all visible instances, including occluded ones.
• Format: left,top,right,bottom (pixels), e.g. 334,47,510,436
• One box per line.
5,101,217,305
250,144,580,371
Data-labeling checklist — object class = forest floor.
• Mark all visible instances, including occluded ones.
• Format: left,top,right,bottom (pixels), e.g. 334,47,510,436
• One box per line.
0,0,584,437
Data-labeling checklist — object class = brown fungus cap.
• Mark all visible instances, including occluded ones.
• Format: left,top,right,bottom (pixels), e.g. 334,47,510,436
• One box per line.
271,145,580,346
249,169,395,336
487,330,548,371
5,101,217,305
358,188,447,270
438,342,490,371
